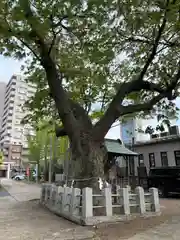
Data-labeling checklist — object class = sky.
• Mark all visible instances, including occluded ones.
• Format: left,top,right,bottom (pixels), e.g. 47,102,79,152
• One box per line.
0,55,120,139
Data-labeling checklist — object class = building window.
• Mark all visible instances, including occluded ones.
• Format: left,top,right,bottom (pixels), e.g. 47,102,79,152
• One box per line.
161,152,168,166
138,154,144,166
149,153,155,168
174,151,180,166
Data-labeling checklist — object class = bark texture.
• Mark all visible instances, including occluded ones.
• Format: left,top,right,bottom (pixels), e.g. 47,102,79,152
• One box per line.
66,132,106,189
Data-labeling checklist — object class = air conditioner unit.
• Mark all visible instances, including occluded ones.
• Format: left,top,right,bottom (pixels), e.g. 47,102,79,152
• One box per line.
169,125,179,136
151,134,159,139
160,132,169,137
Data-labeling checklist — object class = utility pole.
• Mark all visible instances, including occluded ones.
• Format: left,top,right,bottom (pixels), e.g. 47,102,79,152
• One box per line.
35,163,38,184
48,135,52,183
52,135,58,182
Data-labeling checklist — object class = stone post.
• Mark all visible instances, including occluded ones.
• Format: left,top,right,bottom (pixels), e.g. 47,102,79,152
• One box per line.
50,184,57,207
62,187,72,213
56,186,64,212
40,184,45,203
135,186,146,214
149,188,160,213
44,184,49,203
70,188,81,216
7,163,11,179
120,187,130,215
104,187,112,216
82,188,93,219
126,185,131,193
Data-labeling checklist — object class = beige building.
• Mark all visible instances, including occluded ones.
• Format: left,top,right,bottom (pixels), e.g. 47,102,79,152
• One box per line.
133,135,180,174
0,82,6,133
0,75,36,165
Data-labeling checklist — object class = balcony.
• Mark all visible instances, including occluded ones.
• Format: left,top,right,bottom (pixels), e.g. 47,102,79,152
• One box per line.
3,149,8,156
3,142,10,148
11,146,22,153
11,156,21,160
4,95,15,107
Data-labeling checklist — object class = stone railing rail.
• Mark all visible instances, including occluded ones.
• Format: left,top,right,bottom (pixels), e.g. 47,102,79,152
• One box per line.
40,184,160,225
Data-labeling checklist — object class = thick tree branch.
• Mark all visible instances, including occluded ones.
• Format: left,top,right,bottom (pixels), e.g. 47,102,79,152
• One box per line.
55,126,67,137
93,60,180,142
92,1,170,142
19,0,81,142
120,94,164,116
138,0,169,81
93,80,165,140
1,14,41,61
120,67,180,115
55,98,93,137
125,36,180,48
48,14,57,55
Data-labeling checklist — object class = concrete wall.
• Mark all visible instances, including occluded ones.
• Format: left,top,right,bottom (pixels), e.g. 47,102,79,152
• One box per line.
134,140,180,174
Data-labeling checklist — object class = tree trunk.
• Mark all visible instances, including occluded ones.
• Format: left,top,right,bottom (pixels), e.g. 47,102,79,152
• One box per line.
68,138,106,191
43,62,107,189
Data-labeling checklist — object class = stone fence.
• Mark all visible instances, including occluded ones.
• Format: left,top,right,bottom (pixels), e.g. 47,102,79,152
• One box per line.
40,184,160,225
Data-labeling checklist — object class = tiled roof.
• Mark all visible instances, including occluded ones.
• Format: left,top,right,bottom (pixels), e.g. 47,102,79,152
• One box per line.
105,139,138,156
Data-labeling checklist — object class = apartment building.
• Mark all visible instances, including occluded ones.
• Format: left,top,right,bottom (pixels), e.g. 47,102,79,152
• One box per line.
0,75,36,165
0,82,6,133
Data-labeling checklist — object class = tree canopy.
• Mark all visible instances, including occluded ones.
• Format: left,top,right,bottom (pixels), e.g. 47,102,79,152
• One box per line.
0,0,180,187
0,0,179,131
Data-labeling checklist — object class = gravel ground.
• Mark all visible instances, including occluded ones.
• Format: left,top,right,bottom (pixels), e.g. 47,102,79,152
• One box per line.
127,215,180,240
94,198,180,239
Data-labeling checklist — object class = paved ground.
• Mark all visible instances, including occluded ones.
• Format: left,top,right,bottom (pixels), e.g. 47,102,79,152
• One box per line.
0,179,95,240
0,186,10,197
1,179,180,239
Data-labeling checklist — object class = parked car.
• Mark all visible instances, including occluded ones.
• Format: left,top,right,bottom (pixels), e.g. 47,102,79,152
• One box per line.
14,174,25,181
147,166,180,197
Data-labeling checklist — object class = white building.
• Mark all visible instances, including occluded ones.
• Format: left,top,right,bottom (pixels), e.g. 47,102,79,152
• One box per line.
0,75,36,164
0,82,6,133
120,117,177,145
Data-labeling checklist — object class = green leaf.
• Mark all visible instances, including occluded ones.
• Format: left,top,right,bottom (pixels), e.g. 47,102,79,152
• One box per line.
0,0,179,130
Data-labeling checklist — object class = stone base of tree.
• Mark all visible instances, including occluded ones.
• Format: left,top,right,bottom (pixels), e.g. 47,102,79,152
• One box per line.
40,183,161,226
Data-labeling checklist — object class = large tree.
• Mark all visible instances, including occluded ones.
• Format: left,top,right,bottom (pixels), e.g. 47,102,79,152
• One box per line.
0,0,180,189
